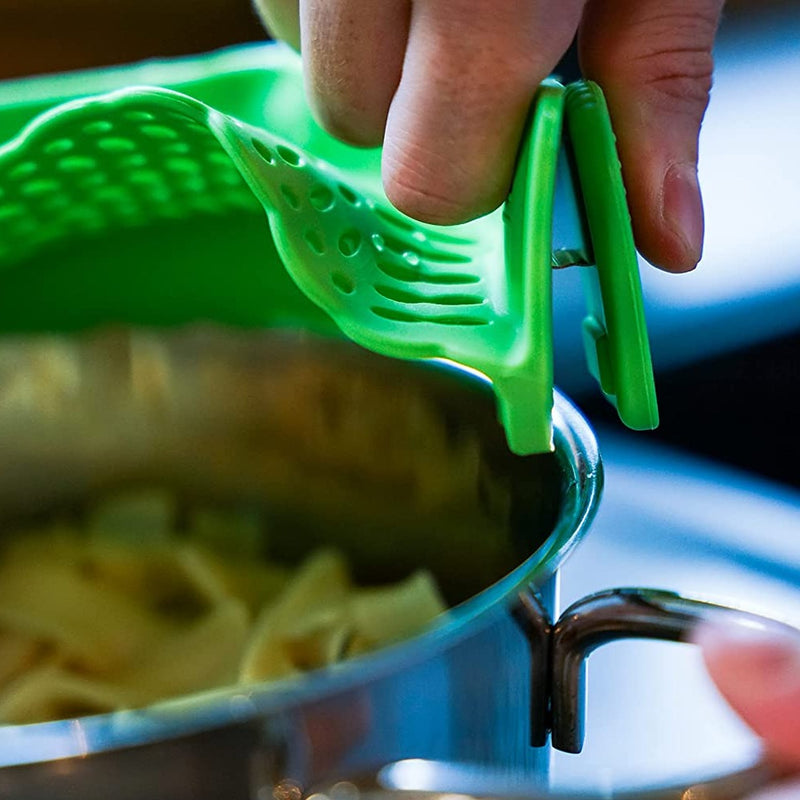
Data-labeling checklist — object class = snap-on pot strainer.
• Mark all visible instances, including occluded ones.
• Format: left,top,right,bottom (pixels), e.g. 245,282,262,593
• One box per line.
0,48,657,454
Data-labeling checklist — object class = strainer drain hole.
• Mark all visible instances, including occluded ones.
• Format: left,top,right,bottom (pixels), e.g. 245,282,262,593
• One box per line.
166,158,202,174
277,146,302,166
304,229,325,255
373,206,418,233
338,184,360,206
332,273,355,294
208,151,232,166
120,154,148,169
44,139,74,156
129,170,164,186
97,137,137,153
21,179,59,197
141,125,179,141
124,110,155,122
338,229,362,257
57,156,97,173
162,143,191,156
8,162,37,181
253,140,275,164
82,121,114,136
309,185,335,211
0,204,24,221
371,306,488,326
280,185,300,209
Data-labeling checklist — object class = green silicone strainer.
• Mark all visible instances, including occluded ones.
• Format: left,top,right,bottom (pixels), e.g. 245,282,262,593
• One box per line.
0,51,657,454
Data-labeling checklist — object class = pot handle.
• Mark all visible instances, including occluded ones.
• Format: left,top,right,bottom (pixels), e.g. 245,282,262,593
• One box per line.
538,587,797,754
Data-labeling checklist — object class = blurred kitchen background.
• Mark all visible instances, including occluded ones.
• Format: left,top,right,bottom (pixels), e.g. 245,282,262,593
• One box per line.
0,0,799,793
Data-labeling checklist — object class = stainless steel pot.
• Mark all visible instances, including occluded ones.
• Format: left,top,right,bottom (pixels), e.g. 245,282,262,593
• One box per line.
0,328,788,800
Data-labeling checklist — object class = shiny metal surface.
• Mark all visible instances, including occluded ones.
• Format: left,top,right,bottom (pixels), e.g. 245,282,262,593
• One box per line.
551,142,591,269
510,590,551,748
0,333,794,799
325,761,780,799
550,588,799,754
0,329,602,796
550,430,800,794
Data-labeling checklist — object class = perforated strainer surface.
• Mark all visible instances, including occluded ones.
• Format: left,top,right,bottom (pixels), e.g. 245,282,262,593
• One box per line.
0,95,257,267
0,60,657,455
0,81,561,453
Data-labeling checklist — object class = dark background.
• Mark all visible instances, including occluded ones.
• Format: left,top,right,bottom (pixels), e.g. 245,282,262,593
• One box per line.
0,0,790,80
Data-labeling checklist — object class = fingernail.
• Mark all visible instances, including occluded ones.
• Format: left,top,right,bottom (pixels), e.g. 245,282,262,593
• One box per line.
694,619,800,697
663,162,704,268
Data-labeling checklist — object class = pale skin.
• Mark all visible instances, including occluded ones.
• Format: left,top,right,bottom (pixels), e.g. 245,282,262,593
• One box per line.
254,0,725,273
253,4,800,794
696,623,800,800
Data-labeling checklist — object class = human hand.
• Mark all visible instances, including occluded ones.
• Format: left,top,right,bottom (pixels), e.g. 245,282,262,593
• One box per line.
696,622,800,800
253,0,724,272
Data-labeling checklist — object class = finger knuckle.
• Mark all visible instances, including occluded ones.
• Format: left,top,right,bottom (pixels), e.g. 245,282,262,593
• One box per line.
639,50,714,118
599,7,720,119
382,147,500,226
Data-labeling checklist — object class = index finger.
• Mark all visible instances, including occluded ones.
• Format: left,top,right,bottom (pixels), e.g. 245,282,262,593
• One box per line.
382,0,585,225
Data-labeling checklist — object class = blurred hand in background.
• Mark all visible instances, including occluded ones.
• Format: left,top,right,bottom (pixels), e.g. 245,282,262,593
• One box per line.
697,622,800,800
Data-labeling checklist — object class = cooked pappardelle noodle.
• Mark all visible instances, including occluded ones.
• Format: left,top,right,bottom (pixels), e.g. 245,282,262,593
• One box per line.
0,490,446,725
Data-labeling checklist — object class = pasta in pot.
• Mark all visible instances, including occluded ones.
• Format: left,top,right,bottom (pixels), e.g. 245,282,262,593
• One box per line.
0,327,544,726
0,490,446,725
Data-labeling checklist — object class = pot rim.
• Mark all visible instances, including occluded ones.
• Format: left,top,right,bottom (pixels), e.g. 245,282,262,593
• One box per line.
0,388,602,768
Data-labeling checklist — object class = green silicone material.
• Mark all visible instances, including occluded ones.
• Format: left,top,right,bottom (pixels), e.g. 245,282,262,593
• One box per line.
565,81,659,430
0,46,657,454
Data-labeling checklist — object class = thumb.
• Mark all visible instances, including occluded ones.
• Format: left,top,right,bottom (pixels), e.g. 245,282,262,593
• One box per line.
695,620,800,767
578,0,724,272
